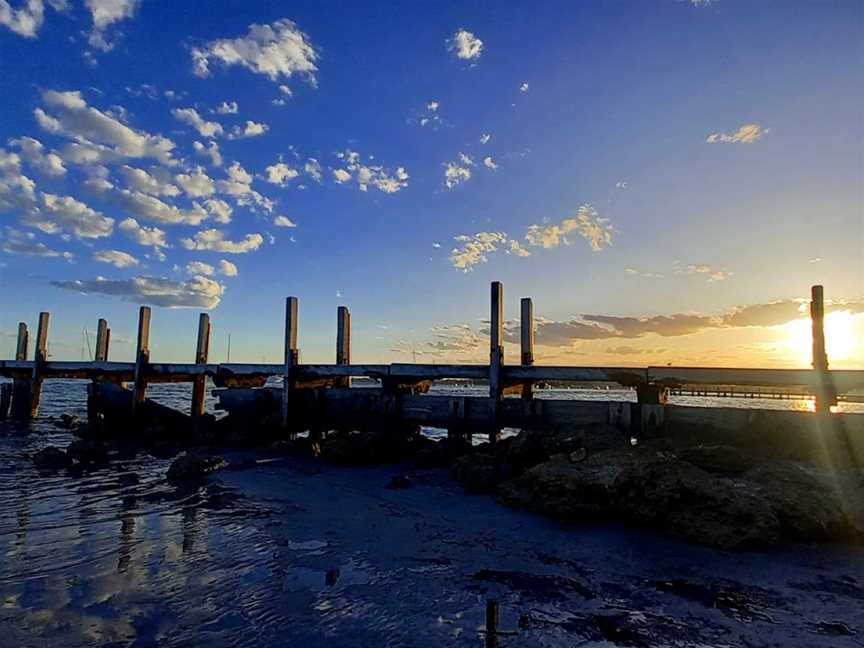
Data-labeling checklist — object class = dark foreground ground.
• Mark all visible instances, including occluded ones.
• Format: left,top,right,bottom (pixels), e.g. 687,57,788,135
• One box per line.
2,428,863,647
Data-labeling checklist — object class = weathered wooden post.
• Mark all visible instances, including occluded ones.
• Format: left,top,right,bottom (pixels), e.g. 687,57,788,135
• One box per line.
489,281,504,443
336,305,351,388
94,318,110,362
485,599,500,648
191,313,210,417
282,296,299,432
0,382,10,419
520,297,534,401
132,306,151,414
10,322,30,419
28,312,49,418
810,285,835,414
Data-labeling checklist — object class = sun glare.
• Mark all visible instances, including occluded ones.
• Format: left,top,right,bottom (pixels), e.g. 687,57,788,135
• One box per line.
783,311,859,365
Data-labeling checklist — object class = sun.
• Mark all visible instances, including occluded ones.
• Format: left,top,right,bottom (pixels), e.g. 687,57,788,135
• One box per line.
783,311,860,366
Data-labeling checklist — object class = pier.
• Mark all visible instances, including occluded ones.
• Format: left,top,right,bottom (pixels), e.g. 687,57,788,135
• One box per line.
1,284,863,444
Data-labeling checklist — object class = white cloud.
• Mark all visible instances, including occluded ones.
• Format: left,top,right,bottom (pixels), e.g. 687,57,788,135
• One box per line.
706,123,765,144
52,274,225,308
172,107,224,138
443,155,473,189
228,120,268,139
0,0,66,38
93,249,138,267
304,157,322,183
203,198,232,223
525,205,613,251
118,216,167,248
215,100,238,114
479,133,491,144
676,262,734,282
193,140,223,167
217,161,273,211
181,228,264,254
519,82,529,92
175,166,216,198
218,259,238,276
191,18,319,90
113,189,208,225
273,215,296,227
35,90,177,166
332,149,409,194
8,136,66,176
265,161,299,186
616,181,627,189
119,165,180,196
483,156,498,170
23,192,114,239
447,28,483,61
0,148,38,212
85,0,140,52
450,232,525,271
427,101,439,112
186,260,214,276
1,226,62,256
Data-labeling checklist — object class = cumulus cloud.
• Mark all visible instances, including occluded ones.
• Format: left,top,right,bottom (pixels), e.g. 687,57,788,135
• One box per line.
1,226,63,256
85,0,140,52
193,140,223,167
0,148,37,211
186,260,214,276
304,158,322,183
23,192,114,238
443,154,473,189
676,262,734,282
93,249,138,267
273,215,296,227
52,274,225,308
174,166,216,198
449,231,530,271
479,133,491,144
706,123,765,144
218,259,238,276
228,120,268,139
265,161,299,186
191,18,318,90
525,204,613,251
202,197,232,223
483,156,498,170
332,149,409,194
0,0,65,38
215,101,238,114
519,82,529,92
119,165,180,196
35,90,176,166
447,28,483,61
172,107,224,138
180,228,264,254
112,189,208,225
118,216,167,248
217,161,273,211
8,136,66,176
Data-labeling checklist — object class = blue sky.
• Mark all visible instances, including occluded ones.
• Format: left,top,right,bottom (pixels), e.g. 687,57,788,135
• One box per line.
1,0,862,367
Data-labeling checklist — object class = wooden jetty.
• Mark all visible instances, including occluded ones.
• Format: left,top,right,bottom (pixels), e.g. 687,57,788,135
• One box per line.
1,283,863,445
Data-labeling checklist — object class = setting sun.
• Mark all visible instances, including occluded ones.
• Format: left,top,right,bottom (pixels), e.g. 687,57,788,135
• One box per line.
783,311,860,365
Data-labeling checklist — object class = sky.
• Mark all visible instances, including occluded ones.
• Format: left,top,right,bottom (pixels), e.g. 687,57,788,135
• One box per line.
0,0,862,368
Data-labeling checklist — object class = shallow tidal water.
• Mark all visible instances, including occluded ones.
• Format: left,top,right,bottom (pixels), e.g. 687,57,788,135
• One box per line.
1,380,863,646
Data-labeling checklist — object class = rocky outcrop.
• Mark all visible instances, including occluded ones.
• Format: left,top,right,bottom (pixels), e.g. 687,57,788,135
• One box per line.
167,452,229,482
498,445,864,550
32,446,73,470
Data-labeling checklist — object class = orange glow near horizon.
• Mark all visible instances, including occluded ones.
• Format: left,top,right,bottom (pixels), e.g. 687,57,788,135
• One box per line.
783,311,860,366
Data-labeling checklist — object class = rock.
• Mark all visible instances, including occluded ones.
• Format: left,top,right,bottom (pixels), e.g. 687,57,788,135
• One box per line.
746,463,851,541
32,446,73,470
452,453,499,493
166,452,228,482
150,442,181,460
569,448,588,463
58,414,80,429
67,439,109,466
676,444,764,474
387,475,412,489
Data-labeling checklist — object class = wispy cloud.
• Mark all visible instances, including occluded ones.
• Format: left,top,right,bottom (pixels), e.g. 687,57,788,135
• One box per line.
181,229,264,254
52,275,225,308
93,249,139,268
332,149,409,194
706,123,765,144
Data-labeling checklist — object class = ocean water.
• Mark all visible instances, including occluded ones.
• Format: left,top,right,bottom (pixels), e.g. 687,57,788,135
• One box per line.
1,380,862,646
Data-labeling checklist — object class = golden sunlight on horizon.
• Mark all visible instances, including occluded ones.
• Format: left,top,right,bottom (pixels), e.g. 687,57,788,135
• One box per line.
783,311,860,367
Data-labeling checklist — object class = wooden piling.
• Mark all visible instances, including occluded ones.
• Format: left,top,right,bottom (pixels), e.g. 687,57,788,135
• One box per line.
0,382,11,419
282,296,299,431
489,281,504,443
132,306,151,413
810,285,835,413
485,599,500,648
27,312,49,418
94,318,110,362
520,297,534,401
191,313,211,417
10,323,30,419
336,306,351,388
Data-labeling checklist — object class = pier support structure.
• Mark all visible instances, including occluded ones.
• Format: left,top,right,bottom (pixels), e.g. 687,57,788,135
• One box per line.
28,313,49,418
191,313,211,417
336,306,351,389
811,285,836,414
132,306,151,414
489,281,504,443
10,322,30,419
282,296,299,432
520,297,534,401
